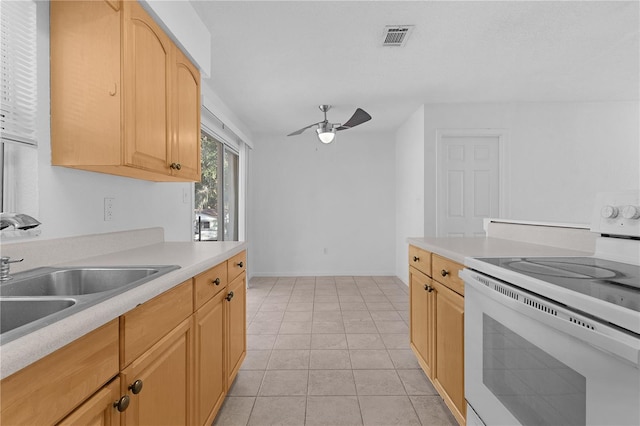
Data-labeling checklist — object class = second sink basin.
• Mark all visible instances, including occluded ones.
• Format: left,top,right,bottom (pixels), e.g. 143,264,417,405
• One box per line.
0,299,76,334
0,266,174,297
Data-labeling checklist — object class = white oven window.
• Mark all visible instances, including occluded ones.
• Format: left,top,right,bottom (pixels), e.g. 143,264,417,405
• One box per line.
483,314,586,426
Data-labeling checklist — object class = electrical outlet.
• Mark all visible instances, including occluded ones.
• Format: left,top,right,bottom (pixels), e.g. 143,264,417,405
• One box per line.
104,197,114,221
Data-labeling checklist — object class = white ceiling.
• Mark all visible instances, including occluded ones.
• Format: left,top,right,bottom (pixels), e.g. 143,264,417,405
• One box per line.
190,0,639,138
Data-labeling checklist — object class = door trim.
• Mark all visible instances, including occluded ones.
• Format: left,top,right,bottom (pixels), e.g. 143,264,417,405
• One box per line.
435,128,509,237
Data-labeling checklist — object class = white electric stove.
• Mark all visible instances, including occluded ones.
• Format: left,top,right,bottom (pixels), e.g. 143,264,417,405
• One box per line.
462,191,640,426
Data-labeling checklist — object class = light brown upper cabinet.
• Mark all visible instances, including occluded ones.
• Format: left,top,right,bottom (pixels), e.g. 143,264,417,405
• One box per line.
51,0,201,182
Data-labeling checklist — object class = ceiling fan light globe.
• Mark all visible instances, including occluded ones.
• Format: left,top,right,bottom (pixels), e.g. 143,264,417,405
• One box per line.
316,129,335,144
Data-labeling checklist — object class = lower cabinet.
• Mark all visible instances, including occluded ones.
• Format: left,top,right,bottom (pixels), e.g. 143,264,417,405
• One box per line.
226,272,247,386
0,250,247,426
194,291,226,426
120,317,194,426
409,267,433,377
0,320,119,425
58,378,121,426
409,245,466,426
433,280,465,423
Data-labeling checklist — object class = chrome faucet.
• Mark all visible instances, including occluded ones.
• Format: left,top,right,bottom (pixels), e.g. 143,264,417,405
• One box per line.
0,213,41,230
0,257,24,281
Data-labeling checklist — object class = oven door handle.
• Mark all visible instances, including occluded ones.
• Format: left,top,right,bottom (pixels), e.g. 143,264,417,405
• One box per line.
462,269,640,367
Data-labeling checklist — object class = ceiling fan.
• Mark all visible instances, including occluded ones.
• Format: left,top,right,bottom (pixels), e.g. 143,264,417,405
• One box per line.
287,105,372,144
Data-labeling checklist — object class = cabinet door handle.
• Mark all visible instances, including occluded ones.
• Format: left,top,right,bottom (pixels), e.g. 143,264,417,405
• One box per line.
212,277,221,286
237,261,244,268
440,269,449,277
424,284,434,293
108,83,117,96
226,291,234,301
128,379,143,395
413,256,419,262
169,162,182,170
114,395,130,412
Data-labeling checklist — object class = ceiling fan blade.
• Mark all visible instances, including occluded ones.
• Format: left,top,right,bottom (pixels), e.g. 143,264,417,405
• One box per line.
336,108,372,131
287,121,323,136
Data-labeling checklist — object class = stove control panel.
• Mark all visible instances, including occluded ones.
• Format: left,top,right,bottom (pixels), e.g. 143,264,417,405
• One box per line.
592,191,640,237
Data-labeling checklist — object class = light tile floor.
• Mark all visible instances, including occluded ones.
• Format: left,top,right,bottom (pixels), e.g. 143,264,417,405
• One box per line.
213,276,457,426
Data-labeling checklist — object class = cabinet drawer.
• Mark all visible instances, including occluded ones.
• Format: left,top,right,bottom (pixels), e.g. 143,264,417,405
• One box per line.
58,377,120,426
432,254,464,296
194,261,227,310
120,280,192,368
227,250,246,282
0,320,119,425
409,245,432,276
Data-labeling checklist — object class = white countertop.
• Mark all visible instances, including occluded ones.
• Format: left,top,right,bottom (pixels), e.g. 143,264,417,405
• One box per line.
0,241,246,379
407,236,593,265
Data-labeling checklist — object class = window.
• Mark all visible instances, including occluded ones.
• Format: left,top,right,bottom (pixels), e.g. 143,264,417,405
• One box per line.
1,0,38,214
1,0,38,147
194,129,239,241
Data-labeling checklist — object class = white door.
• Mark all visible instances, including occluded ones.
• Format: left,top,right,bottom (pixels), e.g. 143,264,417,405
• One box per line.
437,134,501,237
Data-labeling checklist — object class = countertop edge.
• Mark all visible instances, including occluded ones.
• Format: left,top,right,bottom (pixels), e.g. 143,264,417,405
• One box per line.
407,236,594,265
0,241,247,380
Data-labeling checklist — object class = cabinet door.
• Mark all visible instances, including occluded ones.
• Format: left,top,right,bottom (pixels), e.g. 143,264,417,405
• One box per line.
433,281,466,423
58,378,121,426
226,272,247,386
123,0,172,174
171,47,201,181
121,317,194,426
409,267,434,378
50,0,121,167
195,291,226,426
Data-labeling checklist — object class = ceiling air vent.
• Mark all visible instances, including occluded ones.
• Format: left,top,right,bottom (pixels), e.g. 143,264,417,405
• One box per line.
382,25,414,47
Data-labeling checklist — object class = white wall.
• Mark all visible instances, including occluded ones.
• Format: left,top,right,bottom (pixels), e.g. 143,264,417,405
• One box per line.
394,106,425,284
422,102,640,235
248,132,395,276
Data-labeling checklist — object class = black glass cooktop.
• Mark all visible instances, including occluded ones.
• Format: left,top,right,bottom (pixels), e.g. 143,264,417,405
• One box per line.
475,257,640,312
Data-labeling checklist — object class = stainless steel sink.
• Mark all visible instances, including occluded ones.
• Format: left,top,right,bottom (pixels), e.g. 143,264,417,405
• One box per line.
0,298,76,334
0,267,164,296
0,265,180,345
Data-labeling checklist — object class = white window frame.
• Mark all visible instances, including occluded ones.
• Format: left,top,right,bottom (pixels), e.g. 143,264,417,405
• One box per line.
197,107,247,241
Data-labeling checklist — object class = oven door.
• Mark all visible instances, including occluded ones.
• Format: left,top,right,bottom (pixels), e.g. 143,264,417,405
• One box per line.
462,269,640,426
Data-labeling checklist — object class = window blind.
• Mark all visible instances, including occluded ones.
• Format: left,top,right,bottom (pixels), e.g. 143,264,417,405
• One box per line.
0,0,37,146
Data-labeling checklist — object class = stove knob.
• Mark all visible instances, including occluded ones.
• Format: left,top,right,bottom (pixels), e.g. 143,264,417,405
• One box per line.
601,205,619,219
622,205,640,220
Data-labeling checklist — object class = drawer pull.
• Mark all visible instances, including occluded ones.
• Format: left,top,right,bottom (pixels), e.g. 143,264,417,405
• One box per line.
236,261,244,268
413,256,419,262
226,291,234,301
114,395,130,412
212,277,221,286
129,379,143,395
440,269,449,277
